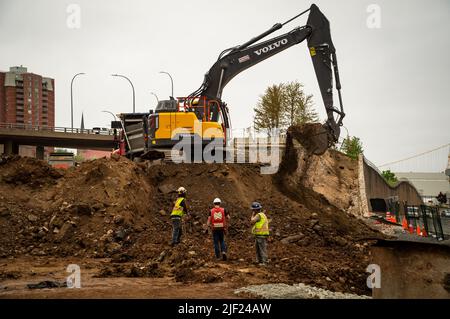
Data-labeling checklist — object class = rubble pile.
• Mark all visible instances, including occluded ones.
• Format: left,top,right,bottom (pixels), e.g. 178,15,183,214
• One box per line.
0,127,383,295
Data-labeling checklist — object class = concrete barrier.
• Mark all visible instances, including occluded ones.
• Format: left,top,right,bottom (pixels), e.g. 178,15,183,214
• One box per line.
359,155,422,214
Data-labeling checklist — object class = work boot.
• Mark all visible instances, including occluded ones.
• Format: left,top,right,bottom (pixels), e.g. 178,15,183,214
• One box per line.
222,252,227,261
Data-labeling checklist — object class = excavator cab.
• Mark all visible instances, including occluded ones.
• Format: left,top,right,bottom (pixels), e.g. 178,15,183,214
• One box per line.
146,96,229,151
155,99,177,113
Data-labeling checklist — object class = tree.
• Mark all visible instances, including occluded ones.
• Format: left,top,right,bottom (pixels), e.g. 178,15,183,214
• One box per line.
382,170,398,187
341,136,363,160
253,81,319,135
253,84,285,136
74,153,85,163
282,81,318,126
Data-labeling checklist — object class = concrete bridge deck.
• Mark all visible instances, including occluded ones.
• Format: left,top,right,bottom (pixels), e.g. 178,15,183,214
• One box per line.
0,123,116,158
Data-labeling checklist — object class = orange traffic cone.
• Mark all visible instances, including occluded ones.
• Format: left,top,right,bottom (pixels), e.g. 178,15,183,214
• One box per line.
402,218,408,230
408,223,414,234
416,224,421,236
386,211,391,221
422,228,428,237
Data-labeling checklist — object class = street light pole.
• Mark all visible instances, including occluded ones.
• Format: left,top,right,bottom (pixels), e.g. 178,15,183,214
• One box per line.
101,110,117,121
112,74,135,113
150,92,159,104
71,72,85,131
159,71,174,98
342,125,350,139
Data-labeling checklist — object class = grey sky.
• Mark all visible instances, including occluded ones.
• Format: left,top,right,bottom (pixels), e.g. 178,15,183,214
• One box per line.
0,0,449,168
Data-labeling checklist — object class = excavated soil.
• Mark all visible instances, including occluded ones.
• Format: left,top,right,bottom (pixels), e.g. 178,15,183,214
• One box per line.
0,126,384,297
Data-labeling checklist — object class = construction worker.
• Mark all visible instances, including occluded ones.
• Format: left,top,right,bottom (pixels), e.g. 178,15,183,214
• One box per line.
170,187,189,246
250,202,269,266
206,198,230,261
437,192,447,205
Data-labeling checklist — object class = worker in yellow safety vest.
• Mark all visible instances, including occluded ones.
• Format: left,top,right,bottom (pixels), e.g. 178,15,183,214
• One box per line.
170,186,190,246
250,202,270,266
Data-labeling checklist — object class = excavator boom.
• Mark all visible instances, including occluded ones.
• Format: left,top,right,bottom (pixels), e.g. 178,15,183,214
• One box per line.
190,4,345,155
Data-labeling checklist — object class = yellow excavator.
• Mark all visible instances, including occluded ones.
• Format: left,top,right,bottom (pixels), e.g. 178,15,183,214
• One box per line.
118,4,345,159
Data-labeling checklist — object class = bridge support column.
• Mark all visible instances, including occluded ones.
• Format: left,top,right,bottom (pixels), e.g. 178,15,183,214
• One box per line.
36,145,45,160
4,140,19,156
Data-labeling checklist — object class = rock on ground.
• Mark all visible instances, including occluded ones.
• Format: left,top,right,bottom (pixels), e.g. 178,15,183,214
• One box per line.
235,283,371,299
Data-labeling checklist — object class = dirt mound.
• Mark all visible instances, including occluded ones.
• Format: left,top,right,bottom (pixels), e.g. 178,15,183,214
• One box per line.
0,155,62,186
0,145,382,295
277,124,365,217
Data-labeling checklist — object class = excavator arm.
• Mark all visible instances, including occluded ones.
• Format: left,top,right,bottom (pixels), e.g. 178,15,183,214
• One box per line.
200,26,312,100
189,4,345,155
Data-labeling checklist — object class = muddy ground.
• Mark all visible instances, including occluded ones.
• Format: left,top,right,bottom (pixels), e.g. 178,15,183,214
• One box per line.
0,126,384,298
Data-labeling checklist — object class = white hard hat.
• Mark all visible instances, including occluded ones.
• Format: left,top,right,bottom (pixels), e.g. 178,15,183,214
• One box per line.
177,187,186,193
213,198,221,204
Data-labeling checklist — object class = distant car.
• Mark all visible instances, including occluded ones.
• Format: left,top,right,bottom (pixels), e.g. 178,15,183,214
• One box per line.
441,209,450,218
406,207,419,218
92,127,109,135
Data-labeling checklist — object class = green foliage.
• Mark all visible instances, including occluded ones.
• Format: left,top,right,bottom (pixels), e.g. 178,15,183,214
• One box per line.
381,170,398,186
282,81,318,126
341,136,364,160
74,154,85,162
253,84,285,135
253,81,318,135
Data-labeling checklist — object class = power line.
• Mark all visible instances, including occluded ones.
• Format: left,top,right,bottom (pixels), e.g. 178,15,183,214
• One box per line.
379,143,450,168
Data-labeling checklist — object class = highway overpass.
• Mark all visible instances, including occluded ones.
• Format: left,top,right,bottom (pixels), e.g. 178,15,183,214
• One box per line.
0,123,116,159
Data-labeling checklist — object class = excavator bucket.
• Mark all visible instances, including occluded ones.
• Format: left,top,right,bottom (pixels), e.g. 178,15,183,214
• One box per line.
288,123,329,156
310,124,330,155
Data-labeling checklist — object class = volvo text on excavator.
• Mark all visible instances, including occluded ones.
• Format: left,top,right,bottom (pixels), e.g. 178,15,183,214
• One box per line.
118,3,345,159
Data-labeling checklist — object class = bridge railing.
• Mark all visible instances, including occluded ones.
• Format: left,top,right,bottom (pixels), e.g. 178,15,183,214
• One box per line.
0,122,115,136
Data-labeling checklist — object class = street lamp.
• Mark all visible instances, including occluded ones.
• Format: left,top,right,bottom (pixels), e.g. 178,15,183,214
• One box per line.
101,110,117,121
342,125,350,139
71,72,86,131
111,74,135,113
150,92,159,104
159,71,174,99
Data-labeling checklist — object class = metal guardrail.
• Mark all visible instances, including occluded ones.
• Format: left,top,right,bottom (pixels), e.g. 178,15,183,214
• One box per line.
403,204,448,240
363,155,383,175
0,122,115,136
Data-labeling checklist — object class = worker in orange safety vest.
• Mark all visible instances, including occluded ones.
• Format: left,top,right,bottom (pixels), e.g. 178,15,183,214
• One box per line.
206,198,230,260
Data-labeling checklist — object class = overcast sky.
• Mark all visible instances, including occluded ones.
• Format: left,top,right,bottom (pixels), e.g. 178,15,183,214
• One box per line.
0,0,449,167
